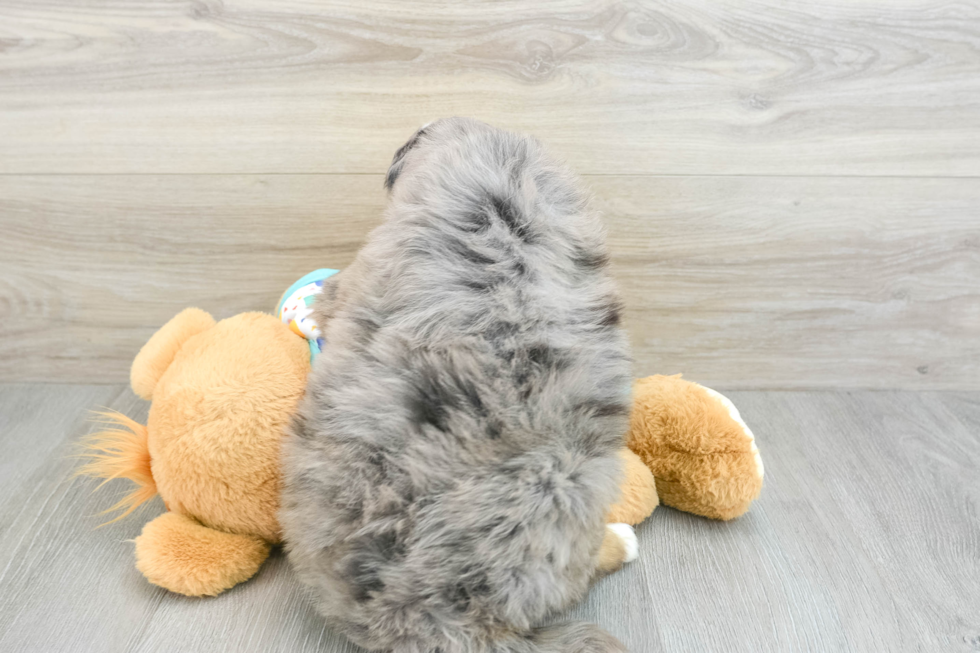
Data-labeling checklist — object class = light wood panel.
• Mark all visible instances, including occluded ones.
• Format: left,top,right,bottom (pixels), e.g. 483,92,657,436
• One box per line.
1,0,979,175
0,174,386,383
1,385,977,651
600,175,980,390
2,174,977,388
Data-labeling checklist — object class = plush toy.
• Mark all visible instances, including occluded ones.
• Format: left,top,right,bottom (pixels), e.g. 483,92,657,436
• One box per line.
78,271,761,597
77,307,311,596
611,375,764,523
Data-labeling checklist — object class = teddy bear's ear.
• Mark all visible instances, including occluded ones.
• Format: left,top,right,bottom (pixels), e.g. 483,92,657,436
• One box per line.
131,308,215,400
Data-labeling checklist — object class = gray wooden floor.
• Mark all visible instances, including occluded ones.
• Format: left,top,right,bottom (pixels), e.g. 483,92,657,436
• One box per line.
1,384,977,653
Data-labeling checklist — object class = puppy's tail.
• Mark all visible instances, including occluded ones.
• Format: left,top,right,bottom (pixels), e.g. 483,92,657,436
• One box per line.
492,622,628,653
74,410,157,525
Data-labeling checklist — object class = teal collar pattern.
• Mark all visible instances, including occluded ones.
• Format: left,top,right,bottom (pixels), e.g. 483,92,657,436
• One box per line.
277,268,339,361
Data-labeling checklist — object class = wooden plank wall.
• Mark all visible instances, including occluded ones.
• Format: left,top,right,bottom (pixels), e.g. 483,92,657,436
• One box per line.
1,0,978,388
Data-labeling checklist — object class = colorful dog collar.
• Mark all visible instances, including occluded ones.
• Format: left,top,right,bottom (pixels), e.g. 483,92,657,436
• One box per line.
277,268,339,361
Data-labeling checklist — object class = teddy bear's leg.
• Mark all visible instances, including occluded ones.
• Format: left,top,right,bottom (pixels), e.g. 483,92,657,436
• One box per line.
593,523,639,580
629,375,764,521
700,386,764,479
134,512,270,597
607,448,659,525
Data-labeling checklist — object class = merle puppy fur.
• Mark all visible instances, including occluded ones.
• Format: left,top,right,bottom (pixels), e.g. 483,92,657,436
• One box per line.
281,118,634,653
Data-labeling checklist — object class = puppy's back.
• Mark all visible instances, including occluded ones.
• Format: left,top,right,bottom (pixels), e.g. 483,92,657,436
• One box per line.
281,118,632,653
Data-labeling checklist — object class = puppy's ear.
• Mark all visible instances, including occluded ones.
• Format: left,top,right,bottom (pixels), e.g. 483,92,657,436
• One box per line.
383,150,405,190
384,127,426,191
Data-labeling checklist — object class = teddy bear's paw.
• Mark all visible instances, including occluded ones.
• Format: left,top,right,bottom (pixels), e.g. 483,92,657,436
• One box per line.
606,523,638,563
700,386,764,480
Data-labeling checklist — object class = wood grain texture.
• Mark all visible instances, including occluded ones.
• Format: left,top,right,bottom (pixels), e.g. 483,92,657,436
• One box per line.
2,174,978,388
1,385,977,652
0,174,386,383
599,175,980,390
1,0,979,175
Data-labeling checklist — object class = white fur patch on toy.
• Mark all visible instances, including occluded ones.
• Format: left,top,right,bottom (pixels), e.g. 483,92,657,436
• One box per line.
699,385,764,479
606,523,639,563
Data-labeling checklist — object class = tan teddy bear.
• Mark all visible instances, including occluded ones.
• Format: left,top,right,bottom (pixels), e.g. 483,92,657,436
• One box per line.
78,281,762,597
79,308,310,596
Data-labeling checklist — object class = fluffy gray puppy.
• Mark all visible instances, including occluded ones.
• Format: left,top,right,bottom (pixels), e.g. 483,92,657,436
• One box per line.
281,117,636,653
